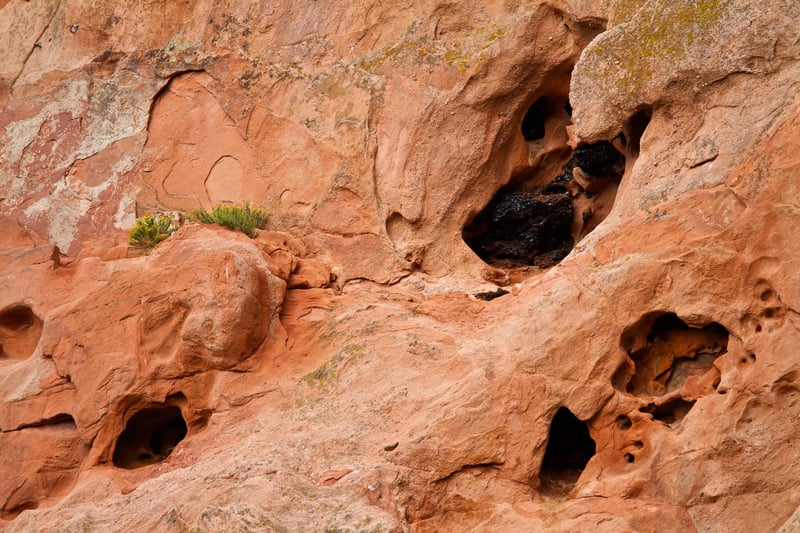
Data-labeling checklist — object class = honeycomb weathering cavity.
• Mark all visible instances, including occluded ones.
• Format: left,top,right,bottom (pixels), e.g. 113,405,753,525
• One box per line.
0,305,43,361
616,312,729,425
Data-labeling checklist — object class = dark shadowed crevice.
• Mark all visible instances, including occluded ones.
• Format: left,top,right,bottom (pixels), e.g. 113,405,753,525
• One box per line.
463,138,624,268
539,407,596,495
623,107,652,159
640,397,696,425
521,96,569,142
11,413,75,431
112,405,188,469
4,501,39,520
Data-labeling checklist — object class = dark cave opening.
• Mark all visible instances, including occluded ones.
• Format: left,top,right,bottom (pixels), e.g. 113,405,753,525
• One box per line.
539,407,596,495
462,68,630,271
462,186,575,269
112,405,188,469
463,139,625,269
521,96,570,142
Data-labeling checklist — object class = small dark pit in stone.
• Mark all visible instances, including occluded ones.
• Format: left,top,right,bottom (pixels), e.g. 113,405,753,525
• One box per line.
624,453,635,463
475,288,509,301
615,414,632,430
624,108,652,156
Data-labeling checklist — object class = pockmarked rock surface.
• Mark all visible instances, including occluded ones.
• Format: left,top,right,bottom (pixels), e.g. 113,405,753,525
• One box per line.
2,0,800,531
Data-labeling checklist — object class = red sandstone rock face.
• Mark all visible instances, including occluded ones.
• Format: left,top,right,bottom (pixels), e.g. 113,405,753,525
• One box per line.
2,0,800,531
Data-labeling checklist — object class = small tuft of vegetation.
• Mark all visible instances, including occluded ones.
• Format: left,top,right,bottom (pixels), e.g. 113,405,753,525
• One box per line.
128,215,180,248
187,201,268,238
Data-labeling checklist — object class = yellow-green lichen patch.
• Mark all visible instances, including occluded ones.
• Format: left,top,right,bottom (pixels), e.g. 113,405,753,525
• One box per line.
586,0,725,99
609,0,648,27
302,343,365,388
358,22,506,74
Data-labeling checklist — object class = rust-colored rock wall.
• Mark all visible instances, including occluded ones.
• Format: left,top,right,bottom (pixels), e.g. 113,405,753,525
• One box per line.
2,0,800,531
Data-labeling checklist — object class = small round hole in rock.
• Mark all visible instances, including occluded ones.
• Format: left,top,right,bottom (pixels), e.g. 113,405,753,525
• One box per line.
615,414,632,430
539,407,596,495
0,304,44,361
624,453,635,463
112,405,187,469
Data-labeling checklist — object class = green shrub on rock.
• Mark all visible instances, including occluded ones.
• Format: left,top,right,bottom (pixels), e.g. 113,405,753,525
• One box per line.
187,201,268,238
128,215,180,248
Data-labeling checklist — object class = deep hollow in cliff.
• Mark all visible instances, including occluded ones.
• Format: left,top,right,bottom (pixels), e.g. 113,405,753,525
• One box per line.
112,405,188,469
463,186,575,268
463,93,625,269
0,304,43,361
539,407,596,495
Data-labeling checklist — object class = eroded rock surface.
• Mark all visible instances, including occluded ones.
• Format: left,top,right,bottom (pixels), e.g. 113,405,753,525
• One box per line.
2,0,800,531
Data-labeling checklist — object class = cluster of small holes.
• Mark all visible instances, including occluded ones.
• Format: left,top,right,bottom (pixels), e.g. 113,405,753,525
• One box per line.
748,280,786,334
614,414,641,464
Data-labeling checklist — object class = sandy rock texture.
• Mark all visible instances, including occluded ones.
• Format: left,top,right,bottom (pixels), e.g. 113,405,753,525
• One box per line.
2,0,800,531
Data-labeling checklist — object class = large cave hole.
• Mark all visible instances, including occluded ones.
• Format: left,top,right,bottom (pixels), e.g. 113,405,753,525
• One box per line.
0,304,43,361
539,407,596,495
462,185,575,268
615,312,729,425
464,93,626,269
112,404,188,469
